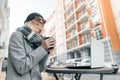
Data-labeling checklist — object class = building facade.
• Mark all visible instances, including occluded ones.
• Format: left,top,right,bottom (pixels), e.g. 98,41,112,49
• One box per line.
63,0,120,64
0,0,10,72
45,0,67,62
45,0,120,65
44,10,57,62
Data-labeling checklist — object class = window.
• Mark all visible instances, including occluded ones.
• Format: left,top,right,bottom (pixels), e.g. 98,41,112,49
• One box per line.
82,9,86,14
79,8,87,17
72,38,78,47
69,38,78,48
82,36,85,44
71,27,76,36
92,13,101,26
81,20,89,30
94,27,103,40
90,0,97,14
84,20,89,28
70,41,73,48
85,33,91,42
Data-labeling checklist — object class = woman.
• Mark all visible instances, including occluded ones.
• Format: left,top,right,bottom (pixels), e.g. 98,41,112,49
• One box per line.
5,12,56,80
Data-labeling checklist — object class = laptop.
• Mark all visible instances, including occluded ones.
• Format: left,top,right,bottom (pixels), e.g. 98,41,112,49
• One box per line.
66,38,105,69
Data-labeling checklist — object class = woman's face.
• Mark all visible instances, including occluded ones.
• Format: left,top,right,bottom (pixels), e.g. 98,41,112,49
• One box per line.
31,17,45,33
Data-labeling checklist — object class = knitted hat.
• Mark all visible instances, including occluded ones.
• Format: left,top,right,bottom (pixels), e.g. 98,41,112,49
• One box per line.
24,12,46,23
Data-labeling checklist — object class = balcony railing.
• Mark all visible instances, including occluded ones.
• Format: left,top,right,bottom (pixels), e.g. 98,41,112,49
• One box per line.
66,18,75,28
78,26,91,35
65,22,76,32
66,33,77,42
67,42,90,53
66,9,74,17
76,0,87,12
77,12,89,23
65,9,74,21
64,0,74,13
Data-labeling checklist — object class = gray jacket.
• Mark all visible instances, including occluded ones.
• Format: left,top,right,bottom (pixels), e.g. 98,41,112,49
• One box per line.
5,31,48,80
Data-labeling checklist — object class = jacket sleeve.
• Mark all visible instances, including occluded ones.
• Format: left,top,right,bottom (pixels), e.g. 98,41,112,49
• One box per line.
9,31,48,75
38,55,49,72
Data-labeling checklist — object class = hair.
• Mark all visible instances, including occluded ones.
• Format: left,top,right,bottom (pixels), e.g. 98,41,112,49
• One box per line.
24,21,45,35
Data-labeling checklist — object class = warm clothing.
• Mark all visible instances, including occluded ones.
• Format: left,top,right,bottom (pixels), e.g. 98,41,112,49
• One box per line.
24,12,46,24
17,26,43,49
5,27,49,80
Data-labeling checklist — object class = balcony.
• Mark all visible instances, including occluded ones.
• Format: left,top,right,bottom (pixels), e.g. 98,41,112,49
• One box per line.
65,10,74,22
64,0,74,14
77,12,89,23
67,42,90,53
66,17,75,29
76,1,87,12
66,9,74,18
66,33,77,42
68,39,78,49
65,22,76,32
66,28,77,39
78,26,91,35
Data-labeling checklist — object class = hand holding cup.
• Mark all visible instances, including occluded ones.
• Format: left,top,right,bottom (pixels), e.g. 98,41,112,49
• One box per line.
41,37,56,52
44,37,56,50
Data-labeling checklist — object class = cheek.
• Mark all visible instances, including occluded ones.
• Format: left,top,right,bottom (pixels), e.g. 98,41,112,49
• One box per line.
38,24,44,28
35,25,43,30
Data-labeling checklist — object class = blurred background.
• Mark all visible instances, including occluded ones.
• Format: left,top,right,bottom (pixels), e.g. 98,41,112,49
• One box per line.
0,0,120,80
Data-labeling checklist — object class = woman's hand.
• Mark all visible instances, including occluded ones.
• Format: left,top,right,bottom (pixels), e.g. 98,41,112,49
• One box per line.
41,37,56,52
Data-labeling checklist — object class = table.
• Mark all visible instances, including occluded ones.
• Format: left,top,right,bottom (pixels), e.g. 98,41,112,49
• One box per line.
45,67,114,80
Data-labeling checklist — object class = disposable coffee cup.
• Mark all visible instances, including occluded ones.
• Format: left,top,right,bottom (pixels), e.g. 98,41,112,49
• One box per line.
44,37,54,49
44,37,51,40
